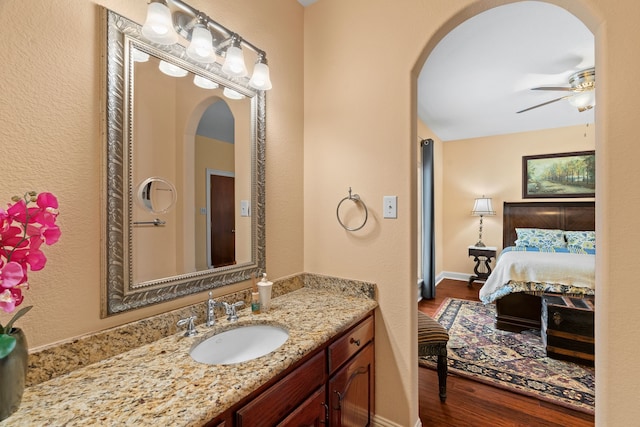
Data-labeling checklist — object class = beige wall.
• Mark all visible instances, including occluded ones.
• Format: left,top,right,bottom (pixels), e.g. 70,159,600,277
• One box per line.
0,0,303,350
304,0,639,426
2,0,640,426
441,124,595,275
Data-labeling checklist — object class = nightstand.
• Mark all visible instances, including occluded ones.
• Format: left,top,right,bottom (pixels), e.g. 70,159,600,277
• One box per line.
468,246,497,287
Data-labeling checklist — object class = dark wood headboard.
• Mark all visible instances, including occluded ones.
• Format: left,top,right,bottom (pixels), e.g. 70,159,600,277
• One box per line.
503,201,595,248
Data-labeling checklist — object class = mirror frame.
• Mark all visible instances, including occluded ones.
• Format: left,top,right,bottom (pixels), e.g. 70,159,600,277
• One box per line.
102,8,266,316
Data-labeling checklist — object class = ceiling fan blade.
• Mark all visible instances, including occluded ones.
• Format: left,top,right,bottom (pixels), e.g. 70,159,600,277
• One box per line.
530,86,576,91
516,95,570,114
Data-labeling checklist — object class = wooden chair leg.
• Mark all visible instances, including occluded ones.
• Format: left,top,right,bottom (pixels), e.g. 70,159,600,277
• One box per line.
437,352,447,403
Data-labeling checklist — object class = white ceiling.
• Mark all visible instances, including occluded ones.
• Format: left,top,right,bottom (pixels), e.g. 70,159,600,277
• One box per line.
418,1,594,141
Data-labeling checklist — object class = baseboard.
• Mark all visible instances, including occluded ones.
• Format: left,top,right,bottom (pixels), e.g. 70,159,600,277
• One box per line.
441,271,472,282
373,414,421,427
418,272,471,302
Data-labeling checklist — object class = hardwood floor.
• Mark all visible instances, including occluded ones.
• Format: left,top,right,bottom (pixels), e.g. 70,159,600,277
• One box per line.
418,279,594,427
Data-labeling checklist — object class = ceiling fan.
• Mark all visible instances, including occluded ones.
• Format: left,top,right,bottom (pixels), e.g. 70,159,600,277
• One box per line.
517,67,596,114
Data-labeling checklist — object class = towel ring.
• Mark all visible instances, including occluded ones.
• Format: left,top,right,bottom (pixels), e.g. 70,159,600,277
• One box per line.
336,187,368,231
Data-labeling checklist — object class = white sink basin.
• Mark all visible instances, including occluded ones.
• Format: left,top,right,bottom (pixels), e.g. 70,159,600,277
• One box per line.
190,325,289,365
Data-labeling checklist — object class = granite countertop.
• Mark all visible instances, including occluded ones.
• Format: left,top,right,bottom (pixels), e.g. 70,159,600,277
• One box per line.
2,287,377,426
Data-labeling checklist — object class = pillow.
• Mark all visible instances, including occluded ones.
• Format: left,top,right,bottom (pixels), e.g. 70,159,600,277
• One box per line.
515,228,566,249
565,230,596,252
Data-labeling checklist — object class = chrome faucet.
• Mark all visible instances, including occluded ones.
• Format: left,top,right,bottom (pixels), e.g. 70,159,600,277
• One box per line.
206,292,217,326
222,301,245,322
177,315,198,337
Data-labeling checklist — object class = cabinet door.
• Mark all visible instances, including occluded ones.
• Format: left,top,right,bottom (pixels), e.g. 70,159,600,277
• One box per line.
329,343,374,427
277,386,327,427
236,351,326,427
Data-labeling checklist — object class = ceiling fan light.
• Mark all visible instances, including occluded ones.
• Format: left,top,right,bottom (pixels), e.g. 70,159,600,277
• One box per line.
568,91,595,110
193,75,219,89
222,46,248,77
186,24,216,64
141,2,178,45
249,62,272,90
158,60,188,77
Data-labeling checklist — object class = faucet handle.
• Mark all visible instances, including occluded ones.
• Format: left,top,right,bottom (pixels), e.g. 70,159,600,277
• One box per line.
177,315,198,337
222,301,245,322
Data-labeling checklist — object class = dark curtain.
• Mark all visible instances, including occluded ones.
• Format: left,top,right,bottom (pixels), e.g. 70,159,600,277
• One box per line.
420,138,436,299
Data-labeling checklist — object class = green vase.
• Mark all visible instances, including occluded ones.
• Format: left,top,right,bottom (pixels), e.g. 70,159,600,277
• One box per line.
0,328,28,421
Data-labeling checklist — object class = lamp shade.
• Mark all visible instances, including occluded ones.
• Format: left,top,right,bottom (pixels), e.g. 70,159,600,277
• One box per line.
471,197,495,216
222,45,248,77
141,2,178,45
158,60,188,77
568,91,596,110
193,75,219,89
249,62,272,90
223,87,245,100
186,24,216,64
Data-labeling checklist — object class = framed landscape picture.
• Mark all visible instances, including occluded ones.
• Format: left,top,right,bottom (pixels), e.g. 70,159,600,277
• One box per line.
523,150,595,198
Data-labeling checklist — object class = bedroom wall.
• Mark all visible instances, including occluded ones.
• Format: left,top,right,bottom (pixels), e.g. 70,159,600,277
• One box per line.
440,124,596,276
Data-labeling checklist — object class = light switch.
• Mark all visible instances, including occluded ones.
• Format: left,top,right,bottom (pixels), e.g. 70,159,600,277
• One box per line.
240,200,250,217
383,196,397,219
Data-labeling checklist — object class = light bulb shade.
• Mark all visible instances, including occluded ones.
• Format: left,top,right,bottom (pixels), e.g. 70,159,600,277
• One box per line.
158,60,188,77
568,91,596,110
132,48,150,63
471,197,495,216
223,87,245,100
141,2,178,45
193,75,219,89
186,25,216,64
249,62,272,90
222,46,248,77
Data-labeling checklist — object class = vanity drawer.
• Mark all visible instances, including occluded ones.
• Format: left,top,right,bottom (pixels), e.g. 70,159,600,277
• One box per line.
328,314,374,373
236,350,326,427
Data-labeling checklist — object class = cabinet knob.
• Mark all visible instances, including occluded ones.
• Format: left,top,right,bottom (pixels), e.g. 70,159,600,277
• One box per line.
350,337,361,347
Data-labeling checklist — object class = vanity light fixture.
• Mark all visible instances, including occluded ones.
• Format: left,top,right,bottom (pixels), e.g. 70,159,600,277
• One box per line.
223,87,245,100
248,55,272,90
141,0,272,90
141,1,178,45
221,37,248,78
186,22,216,64
131,48,150,62
193,75,219,89
158,60,188,77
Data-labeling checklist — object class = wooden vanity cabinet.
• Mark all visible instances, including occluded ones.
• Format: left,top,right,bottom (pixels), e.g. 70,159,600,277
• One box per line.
216,312,375,427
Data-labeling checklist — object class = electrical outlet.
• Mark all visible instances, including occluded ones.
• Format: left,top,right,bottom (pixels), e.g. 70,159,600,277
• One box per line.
383,196,397,219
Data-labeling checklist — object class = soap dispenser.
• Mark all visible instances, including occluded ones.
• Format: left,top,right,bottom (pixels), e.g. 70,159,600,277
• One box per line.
257,273,273,312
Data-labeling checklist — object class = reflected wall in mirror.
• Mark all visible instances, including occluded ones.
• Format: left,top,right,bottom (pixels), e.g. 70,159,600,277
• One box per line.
103,8,265,316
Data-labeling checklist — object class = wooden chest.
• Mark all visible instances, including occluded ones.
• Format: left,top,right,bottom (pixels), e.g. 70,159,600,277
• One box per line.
541,295,595,366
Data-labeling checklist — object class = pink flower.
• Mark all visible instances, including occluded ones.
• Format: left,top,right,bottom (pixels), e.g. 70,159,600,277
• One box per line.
0,261,24,290
0,287,23,313
0,191,60,315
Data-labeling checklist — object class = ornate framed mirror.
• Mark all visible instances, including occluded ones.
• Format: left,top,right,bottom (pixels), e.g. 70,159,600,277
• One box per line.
102,8,265,316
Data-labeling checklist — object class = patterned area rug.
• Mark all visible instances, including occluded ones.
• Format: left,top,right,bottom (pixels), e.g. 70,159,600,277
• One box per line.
419,298,595,414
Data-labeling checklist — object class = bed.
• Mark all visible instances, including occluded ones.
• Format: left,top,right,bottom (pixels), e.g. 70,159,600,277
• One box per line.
479,201,595,332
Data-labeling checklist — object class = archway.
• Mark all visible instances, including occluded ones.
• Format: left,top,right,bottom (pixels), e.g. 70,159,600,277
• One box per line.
414,0,599,423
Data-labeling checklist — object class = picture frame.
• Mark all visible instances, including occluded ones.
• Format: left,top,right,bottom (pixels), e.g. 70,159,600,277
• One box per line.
523,150,595,198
